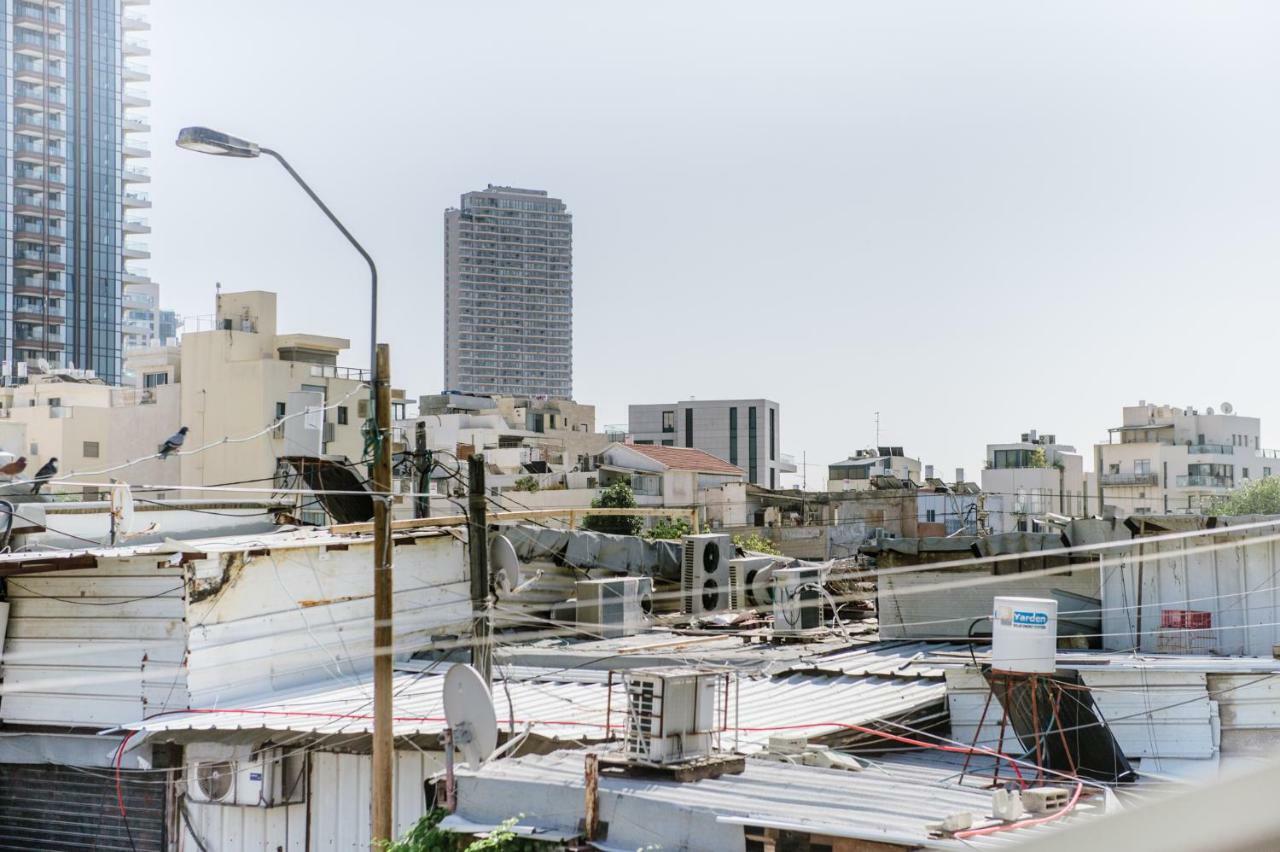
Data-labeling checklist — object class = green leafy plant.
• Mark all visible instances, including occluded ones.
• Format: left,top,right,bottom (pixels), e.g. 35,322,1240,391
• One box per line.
1027,447,1048,468
733,533,781,555
512,475,540,493
1212,476,1280,516
378,807,452,852
645,516,694,540
583,481,643,536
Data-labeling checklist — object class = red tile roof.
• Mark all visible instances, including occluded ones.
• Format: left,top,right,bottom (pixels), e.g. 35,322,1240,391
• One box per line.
622,443,744,475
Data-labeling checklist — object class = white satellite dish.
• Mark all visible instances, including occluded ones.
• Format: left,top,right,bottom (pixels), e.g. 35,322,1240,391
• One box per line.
1221,401,1234,415
489,534,520,595
109,482,136,540
442,664,498,768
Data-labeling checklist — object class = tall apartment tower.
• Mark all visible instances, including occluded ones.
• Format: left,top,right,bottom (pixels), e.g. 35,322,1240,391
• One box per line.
443,185,572,398
5,0,150,384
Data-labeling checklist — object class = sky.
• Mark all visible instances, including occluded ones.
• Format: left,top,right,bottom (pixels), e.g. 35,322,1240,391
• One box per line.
147,1,1280,487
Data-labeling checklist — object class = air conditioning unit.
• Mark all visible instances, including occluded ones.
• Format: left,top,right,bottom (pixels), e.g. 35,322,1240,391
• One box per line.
185,744,305,808
681,533,733,615
773,566,824,635
576,576,653,638
623,669,719,764
731,556,781,608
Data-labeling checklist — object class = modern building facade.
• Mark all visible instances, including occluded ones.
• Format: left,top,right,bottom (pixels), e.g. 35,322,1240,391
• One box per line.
982,429,1086,527
828,447,922,492
628,398,790,489
443,185,572,398
4,0,151,384
1096,401,1277,516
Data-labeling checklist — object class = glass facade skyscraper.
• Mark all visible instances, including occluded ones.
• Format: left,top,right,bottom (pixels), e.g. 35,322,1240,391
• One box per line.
4,0,149,384
443,185,573,399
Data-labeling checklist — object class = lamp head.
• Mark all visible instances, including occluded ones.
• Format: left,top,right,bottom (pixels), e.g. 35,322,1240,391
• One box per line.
175,126,260,158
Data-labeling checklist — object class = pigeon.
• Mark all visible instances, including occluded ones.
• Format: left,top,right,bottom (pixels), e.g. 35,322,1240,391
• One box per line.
0,456,27,477
158,426,188,459
31,457,57,494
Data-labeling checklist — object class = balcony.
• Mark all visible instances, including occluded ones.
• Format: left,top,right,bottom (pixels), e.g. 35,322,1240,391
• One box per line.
123,117,151,134
123,165,151,184
124,218,151,235
123,242,150,260
123,269,151,286
124,139,151,159
123,89,150,109
123,14,151,31
123,39,149,57
1185,443,1233,455
124,191,152,208
1176,475,1234,489
1100,472,1159,487
124,63,151,83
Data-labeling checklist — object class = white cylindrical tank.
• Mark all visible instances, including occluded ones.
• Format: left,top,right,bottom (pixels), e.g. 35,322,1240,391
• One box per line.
991,596,1058,674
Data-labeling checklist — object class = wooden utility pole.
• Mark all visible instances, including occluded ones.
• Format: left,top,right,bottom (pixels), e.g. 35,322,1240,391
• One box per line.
371,344,394,848
468,454,492,684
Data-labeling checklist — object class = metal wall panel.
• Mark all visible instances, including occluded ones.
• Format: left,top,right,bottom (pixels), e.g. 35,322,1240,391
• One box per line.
0,763,167,851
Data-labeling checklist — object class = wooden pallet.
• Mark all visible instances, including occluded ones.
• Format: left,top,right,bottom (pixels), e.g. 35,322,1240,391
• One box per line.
598,752,747,782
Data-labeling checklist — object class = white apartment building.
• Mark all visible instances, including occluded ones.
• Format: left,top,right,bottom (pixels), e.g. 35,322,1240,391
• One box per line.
628,398,792,489
1096,401,1276,516
982,429,1086,528
828,447,921,492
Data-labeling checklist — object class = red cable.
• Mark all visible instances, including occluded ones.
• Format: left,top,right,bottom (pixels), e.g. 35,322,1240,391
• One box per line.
953,783,1083,839
114,729,136,818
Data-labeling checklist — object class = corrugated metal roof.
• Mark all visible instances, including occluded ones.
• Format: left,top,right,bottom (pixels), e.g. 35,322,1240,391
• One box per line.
448,750,1106,850
122,663,946,751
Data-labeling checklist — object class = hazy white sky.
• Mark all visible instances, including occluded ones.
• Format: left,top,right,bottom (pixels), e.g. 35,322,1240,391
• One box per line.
148,1,1280,485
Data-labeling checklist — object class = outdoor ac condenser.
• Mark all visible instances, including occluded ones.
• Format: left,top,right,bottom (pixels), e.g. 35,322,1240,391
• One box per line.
772,566,824,635
623,669,718,764
681,533,734,615
185,744,306,807
575,576,653,638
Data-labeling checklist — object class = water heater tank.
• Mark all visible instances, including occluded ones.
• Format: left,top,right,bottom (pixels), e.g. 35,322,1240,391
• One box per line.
991,596,1058,674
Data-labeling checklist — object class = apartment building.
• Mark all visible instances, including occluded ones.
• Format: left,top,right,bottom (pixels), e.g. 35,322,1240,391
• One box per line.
628,398,790,489
982,429,1086,526
5,0,152,383
443,185,573,398
1096,401,1276,516
828,447,921,492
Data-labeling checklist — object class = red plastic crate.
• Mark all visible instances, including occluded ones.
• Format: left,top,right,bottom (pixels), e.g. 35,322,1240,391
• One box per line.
1161,609,1211,630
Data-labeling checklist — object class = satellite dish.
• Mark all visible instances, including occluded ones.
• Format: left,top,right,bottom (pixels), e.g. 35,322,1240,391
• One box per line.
489,534,520,595
443,664,498,768
1221,402,1234,415
110,482,135,537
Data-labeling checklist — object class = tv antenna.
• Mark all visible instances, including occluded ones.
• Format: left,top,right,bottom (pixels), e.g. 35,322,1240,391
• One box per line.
443,664,498,768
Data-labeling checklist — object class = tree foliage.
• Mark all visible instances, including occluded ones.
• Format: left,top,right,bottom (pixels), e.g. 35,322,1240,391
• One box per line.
380,811,545,852
1027,447,1048,469
644,516,694,540
583,481,643,536
733,533,781,555
1212,476,1280,516
511,475,540,493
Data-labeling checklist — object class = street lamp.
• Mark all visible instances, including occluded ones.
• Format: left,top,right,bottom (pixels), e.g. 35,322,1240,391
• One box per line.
175,126,377,376
176,125,394,849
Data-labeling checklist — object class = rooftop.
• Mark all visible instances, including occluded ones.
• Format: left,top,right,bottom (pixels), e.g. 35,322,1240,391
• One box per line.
620,442,744,475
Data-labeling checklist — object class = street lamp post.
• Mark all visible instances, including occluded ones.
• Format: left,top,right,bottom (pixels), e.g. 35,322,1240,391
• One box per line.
176,126,395,849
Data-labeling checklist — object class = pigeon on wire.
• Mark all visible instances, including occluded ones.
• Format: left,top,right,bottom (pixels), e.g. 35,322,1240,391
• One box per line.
158,426,189,459
0,457,27,477
31,457,57,494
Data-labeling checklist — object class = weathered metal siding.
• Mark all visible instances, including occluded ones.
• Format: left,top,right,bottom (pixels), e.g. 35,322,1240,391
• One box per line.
0,763,168,851
879,566,1099,639
181,750,442,850
185,535,471,705
1100,533,1280,655
0,556,189,726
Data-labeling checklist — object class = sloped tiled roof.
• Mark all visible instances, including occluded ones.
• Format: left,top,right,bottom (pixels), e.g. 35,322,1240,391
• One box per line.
624,443,744,475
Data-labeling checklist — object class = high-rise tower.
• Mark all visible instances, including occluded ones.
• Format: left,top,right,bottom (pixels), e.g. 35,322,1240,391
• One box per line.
443,185,572,398
5,0,150,383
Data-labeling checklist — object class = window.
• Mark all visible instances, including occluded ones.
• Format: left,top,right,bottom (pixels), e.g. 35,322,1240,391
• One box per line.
685,409,694,448
634,439,653,445
337,406,349,425
661,439,674,447
143,372,168,388
1266,467,1272,478
1108,463,1120,475
276,402,287,419
47,397,60,408
661,410,675,433
927,509,937,523
29,443,38,456
748,407,758,483
769,408,776,461
1134,459,1151,475
83,441,99,458
1243,468,1250,479
729,407,738,466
